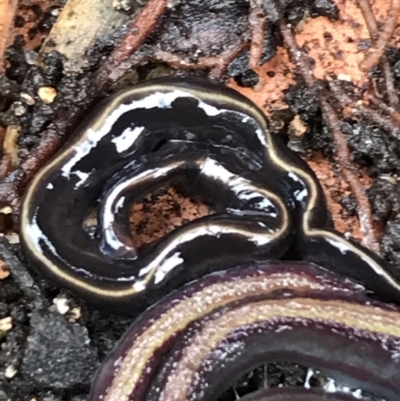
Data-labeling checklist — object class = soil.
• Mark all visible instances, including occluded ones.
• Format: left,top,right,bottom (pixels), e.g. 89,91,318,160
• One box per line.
0,0,399,400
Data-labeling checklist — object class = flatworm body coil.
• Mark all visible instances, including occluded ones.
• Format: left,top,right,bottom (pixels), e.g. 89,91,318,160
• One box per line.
19,78,400,312
88,262,400,401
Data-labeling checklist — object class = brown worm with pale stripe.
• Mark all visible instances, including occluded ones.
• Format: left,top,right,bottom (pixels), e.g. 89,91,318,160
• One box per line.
88,262,400,401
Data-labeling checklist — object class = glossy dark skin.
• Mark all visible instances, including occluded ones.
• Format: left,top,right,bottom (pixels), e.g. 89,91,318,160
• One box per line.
19,77,400,313
18,78,400,401
20,80,294,312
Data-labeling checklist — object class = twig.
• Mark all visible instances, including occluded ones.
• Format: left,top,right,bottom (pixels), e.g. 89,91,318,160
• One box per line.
0,119,66,212
0,0,18,74
0,153,11,181
327,79,400,136
278,22,314,86
103,36,250,84
359,0,400,72
380,60,398,107
93,4,249,82
321,100,380,252
248,0,266,69
357,0,379,41
90,0,169,94
279,19,380,253
154,40,249,79
368,93,400,125
357,0,399,107
18,122,66,189
370,76,384,99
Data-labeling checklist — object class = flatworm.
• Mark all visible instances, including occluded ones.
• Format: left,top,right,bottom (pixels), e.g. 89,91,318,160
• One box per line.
87,262,400,401
19,78,400,312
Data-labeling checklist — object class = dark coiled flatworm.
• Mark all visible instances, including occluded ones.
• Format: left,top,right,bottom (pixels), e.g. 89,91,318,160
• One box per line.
19,77,400,313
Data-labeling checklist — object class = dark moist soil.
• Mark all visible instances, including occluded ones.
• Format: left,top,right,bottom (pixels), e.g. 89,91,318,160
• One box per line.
0,1,399,400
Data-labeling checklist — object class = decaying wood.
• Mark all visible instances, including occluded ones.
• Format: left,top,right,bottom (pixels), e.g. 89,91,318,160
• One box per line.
248,0,266,69
39,0,128,63
0,0,18,74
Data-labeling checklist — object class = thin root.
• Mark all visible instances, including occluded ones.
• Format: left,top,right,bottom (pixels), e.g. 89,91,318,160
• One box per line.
359,0,400,72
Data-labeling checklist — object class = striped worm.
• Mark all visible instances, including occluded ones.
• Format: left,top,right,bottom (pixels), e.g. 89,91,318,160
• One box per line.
19,77,400,312
87,262,400,401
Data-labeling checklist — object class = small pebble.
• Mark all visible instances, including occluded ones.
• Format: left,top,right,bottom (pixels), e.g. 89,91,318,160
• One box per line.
51,8,61,16
5,365,17,378
53,297,70,315
0,316,13,332
24,50,38,65
21,92,36,106
38,87,57,104
0,206,13,214
337,73,352,82
113,0,133,10
14,104,27,116
289,115,308,137
6,233,20,244
68,307,82,321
